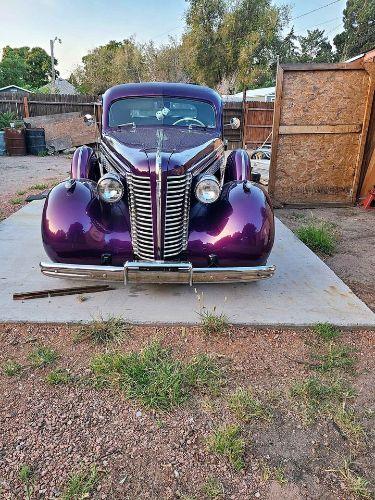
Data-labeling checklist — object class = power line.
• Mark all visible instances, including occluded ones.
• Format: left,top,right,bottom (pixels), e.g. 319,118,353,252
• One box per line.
300,16,341,31
290,0,342,22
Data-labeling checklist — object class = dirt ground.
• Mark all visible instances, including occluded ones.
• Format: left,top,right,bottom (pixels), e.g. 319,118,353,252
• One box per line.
277,207,375,312
0,155,70,220
0,323,374,499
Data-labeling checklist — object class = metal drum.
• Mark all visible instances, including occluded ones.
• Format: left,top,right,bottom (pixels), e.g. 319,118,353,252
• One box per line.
25,128,46,155
5,128,26,156
0,131,6,156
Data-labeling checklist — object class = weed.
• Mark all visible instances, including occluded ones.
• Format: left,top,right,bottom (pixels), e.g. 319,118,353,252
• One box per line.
296,222,336,255
29,346,59,367
62,464,99,500
3,359,22,376
334,405,364,443
328,460,372,499
74,316,129,344
290,376,355,420
45,368,72,385
90,341,222,411
261,462,287,485
202,476,224,498
207,424,245,471
17,190,26,196
30,183,48,190
37,149,48,157
10,197,23,205
228,387,272,422
199,306,229,335
314,323,341,341
313,344,356,373
19,464,34,500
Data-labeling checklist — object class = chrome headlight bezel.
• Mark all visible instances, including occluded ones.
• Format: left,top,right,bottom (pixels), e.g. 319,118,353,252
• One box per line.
195,174,221,204
97,172,124,204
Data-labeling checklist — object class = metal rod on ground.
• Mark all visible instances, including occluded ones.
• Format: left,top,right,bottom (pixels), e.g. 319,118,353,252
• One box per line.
13,285,115,301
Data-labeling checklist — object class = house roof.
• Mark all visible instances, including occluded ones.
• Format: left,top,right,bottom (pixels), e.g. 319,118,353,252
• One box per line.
0,85,31,93
40,78,78,95
222,86,276,102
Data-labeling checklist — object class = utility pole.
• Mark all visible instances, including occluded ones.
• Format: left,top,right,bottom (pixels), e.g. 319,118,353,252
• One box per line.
50,37,61,92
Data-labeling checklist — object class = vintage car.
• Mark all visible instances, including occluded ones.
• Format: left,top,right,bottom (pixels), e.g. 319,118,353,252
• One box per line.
40,82,275,285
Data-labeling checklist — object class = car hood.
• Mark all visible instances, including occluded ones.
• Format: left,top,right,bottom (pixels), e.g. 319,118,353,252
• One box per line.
102,127,223,175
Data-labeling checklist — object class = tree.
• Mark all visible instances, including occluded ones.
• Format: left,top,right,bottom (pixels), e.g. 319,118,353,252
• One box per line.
0,46,57,89
334,0,375,60
297,29,335,63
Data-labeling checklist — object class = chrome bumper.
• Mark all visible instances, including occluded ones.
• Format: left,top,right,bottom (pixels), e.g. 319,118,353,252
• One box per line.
40,261,275,285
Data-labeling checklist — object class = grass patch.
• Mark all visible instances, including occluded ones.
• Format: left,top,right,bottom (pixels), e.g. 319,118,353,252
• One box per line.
10,197,23,205
228,387,272,422
62,465,99,500
334,406,364,443
90,341,222,411
30,183,48,190
202,476,224,498
17,190,26,196
29,346,59,368
45,368,72,386
290,376,355,421
295,222,336,255
207,424,245,471
3,359,22,376
312,344,356,373
19,464,34,500
260,461,287,485
74,316,130,344
314,323,341,342
199,306,229,335
329,460,372,499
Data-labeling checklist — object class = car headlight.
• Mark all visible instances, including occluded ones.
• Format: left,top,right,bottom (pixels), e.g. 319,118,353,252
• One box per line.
195,174,220,204
97,172,124,203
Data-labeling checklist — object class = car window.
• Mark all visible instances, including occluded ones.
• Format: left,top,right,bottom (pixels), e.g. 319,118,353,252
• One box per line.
108,97,216,128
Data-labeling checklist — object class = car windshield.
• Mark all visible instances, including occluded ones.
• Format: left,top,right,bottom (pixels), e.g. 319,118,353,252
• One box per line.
108,97,216,129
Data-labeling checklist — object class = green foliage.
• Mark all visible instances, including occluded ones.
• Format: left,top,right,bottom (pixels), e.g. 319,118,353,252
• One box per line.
312,344,356,373
10,198,23,205
199,306,229,335
207,424,245,470
30,183,48,190
2,359,22,376
90,341,222,410
334,0,375,60
329,460,372,499
62,465,99,500
0,111,16,130
19,465,34,500
45,368,72,386
297,29,335,63
295,222,336,255
0,45,57,89
228,387,272,422
74,316,129,344
314,323,341,342
29,346,59,367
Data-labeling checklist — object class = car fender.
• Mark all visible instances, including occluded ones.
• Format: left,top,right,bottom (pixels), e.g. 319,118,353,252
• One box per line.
70,145,98,180
187,180,274,267
42,180,133,265
225,149,251,182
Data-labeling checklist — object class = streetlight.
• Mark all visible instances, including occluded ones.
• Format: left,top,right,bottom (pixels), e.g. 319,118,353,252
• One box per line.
50,37,62,92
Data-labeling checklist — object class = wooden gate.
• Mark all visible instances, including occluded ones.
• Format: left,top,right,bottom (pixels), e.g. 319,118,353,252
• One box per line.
243,101,274,149
269,61,375,205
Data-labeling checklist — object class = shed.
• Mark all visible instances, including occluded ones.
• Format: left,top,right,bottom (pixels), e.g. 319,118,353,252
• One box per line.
222,86,276,103
0,85,31,95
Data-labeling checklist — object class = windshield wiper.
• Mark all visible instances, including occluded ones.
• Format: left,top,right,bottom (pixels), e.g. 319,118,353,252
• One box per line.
116,122,136,129
188,124,208,131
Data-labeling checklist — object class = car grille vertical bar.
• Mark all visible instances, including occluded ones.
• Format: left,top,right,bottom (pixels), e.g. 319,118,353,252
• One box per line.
164,173,192,258
126,173,155,260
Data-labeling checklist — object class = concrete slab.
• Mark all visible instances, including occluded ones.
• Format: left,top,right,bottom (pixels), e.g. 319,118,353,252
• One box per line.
1,201,374,327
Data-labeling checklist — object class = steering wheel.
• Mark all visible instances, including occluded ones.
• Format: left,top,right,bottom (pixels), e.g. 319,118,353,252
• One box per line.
172,117,205,127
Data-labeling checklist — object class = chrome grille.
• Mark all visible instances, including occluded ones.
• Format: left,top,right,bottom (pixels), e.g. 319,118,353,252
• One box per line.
126,174,155,260
164,174,192,258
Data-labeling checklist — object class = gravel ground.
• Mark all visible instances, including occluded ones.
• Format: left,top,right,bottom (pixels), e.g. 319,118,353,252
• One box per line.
277,207,375,312
0,323,374,499
0,155,70,220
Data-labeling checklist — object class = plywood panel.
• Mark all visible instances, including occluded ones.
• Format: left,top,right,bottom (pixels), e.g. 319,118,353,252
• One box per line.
281,70,368,126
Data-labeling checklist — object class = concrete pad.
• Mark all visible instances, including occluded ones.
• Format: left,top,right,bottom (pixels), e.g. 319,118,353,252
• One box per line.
1,201,374,327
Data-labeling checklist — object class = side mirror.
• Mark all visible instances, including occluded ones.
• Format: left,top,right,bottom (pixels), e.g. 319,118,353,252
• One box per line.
224,117,241,129
84,114,95,126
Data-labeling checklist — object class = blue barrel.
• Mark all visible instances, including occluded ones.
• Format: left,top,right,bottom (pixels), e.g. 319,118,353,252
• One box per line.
0,131,6,156
25,128,47,155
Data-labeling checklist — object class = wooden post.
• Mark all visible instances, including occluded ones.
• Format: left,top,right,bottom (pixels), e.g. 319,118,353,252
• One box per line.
23,96,30,118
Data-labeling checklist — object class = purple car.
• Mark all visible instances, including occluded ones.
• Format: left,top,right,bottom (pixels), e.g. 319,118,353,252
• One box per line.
40,83,275,284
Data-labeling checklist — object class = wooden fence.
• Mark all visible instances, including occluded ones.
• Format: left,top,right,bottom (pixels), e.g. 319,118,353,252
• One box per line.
243,101,274,149
223,101,243,149
0,92,98,118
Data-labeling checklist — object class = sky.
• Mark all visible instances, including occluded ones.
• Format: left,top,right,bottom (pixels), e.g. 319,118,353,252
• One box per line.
0,0,347,78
